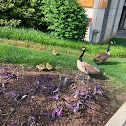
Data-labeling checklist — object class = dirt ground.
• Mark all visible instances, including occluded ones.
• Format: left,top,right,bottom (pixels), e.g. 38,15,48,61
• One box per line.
0,63,121,126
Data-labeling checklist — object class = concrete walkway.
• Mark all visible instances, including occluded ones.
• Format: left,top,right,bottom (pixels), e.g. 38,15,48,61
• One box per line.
105,29,126,126
105,102,126,126
116,29,126,38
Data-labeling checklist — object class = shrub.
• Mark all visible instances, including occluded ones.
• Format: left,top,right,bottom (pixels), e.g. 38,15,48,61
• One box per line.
0,19,21,28
0,0,46,30
43,0,89,40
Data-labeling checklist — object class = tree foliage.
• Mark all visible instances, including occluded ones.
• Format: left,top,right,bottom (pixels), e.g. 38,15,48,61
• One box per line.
43,0,89,40
0,0,89,40
0,0,46,29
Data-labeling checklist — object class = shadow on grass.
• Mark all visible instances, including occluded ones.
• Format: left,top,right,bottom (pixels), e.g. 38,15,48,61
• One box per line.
96,61,121,65
90,74,109,80
43,68,56,72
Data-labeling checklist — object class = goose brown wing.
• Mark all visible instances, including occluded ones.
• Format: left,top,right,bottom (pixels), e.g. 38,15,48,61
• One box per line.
83,62,102,74
94,52,109,61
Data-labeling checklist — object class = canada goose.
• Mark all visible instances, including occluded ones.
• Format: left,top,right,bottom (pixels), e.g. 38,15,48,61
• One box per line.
93,41,114,63
36,64,46,71
53,49,58,55
77,46,102,75
46,63,54,70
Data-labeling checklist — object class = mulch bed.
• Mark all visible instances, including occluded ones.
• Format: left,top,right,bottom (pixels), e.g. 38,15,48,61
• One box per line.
0,63,119,126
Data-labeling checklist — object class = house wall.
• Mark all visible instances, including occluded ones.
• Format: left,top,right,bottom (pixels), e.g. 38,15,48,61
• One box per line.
79,0,125,43
84,0,106,43
103,0,125,41
123,18,126,29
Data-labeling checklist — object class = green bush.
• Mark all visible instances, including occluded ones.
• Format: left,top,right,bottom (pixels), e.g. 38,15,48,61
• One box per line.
43,0,89,40
0,19,21,27
0,0,46,30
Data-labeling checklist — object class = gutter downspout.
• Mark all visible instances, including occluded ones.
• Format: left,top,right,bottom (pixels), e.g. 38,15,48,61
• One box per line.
91,0,101,43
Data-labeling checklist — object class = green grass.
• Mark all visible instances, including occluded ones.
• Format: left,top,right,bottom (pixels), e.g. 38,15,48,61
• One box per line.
96,58,126,86
0,26,126,91
0,38,90,57
0,26,126,57
0,44,126,86
0,44,77,69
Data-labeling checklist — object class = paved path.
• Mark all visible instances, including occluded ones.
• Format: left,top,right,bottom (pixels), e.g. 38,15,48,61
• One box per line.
116,29,126,38
105,102,126,126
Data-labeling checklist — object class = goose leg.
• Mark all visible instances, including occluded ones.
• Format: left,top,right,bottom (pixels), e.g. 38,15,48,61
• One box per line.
102,60,107,64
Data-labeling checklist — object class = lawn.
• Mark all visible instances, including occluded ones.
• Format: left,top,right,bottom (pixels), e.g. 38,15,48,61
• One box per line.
0,27,126,57
0,27,126,126
0,44,126,86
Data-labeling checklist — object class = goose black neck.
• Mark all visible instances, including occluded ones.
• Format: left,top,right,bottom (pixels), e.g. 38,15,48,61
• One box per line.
79,50,85,61
107,43,111,52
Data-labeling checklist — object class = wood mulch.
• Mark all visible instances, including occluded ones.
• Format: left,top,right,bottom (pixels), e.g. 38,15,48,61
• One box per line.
0,63,120,126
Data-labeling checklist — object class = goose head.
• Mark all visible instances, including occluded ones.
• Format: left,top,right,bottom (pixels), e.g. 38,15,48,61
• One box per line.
79,46,86,51
110,41,115,45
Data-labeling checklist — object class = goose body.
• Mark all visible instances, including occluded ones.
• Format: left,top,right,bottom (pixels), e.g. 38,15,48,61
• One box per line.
77,60,102,74
77,47,102,75
53,49,58,55
36,64,46,70
93,41,114,62
46,63,53,70
93,52,110,62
